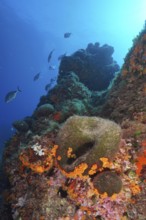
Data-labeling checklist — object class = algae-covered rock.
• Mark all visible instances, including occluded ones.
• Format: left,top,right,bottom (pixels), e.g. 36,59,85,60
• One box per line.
101,31,146,122
61,98,88,117
42,120,60,134
31,118,59,135
93,171,122,196
56,115,121,173
12,120,29,132
34,103,54,117
48,72,91,106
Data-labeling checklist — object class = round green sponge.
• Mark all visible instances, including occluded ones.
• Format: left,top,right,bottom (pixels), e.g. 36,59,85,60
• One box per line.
56,115,121,174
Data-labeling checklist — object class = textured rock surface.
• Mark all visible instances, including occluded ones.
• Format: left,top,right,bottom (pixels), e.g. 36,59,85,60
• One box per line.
101,30,146,123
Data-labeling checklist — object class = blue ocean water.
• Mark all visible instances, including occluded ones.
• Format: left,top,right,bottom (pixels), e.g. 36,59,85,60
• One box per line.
0,0,146,156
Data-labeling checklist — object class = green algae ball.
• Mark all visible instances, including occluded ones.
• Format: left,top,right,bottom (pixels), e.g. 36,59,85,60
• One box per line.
56,115,121,173
34,104,54,117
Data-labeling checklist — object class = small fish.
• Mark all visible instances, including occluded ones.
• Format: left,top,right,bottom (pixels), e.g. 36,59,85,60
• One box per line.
50,77,57,83
48,49,55,63
11,127,14,131
45,77,57,91
33,72,40,81
49,65,56,70
64,32,71,38
58,53,67,61
45,82,52,91
5,86,21,103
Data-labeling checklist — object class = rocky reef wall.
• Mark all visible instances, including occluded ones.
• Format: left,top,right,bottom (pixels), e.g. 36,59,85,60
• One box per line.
101,29,146,123
1,35,146,220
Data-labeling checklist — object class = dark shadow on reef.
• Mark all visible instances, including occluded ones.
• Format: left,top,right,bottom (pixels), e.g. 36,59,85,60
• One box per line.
59,42,119,91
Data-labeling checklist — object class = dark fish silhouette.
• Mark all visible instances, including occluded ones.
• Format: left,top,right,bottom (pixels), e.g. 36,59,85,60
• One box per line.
50,77,57,83
45,77,57,91
5,87,21,103
33,72,40,81
45,82,52,91
64,32,71,38
58,53,67,61
48,49,55,63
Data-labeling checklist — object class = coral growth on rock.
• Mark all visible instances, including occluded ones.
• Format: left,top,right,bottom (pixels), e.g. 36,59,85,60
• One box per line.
2,120,142,219
101,29,146,123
